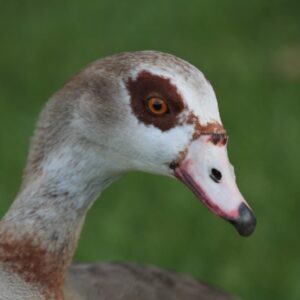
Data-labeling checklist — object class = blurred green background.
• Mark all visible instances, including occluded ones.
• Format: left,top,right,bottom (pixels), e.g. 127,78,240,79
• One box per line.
0,0,299,299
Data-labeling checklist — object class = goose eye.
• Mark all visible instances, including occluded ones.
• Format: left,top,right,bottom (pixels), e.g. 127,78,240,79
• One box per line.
146,97,169,115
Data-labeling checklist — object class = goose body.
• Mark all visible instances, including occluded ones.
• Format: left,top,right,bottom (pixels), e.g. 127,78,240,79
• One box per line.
64,262,236,300
0,51,255,299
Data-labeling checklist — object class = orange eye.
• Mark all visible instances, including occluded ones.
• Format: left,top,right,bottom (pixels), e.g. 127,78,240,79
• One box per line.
146,97,168,115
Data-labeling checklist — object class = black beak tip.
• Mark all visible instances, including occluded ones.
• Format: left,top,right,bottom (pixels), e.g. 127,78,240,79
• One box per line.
228,203,256,237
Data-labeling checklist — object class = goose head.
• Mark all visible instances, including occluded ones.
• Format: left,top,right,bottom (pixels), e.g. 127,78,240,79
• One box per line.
27,51,256,236
57,51,256,236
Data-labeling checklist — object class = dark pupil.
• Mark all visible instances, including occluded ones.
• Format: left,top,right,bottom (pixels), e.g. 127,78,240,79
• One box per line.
152,100,162,111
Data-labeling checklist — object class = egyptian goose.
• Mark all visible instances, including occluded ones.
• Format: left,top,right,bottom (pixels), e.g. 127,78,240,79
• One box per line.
0,51,256,300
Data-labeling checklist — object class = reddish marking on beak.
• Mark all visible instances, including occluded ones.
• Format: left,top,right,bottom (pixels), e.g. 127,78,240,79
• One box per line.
174,166,237,219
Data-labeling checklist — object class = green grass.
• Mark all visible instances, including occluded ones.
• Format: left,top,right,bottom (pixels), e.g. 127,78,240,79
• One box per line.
0,1,299,299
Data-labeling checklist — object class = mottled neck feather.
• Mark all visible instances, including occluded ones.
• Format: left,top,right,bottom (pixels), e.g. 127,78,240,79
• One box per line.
0,90,117,298
0,150,116,298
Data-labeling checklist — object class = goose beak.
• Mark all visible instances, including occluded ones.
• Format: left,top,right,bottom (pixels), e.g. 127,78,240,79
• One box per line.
173,135,256,236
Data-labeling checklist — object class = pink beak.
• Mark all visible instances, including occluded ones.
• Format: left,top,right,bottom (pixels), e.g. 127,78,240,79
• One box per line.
173,135,256,236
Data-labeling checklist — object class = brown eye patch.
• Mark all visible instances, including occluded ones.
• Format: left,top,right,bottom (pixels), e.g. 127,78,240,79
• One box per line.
126,71,184,131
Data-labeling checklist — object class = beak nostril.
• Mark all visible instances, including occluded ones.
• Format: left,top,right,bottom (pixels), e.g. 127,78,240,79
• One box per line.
210,168,222,183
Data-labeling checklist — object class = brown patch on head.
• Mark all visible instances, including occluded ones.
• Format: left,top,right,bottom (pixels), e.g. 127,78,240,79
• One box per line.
186,112,227,143
126,71,185,131
200,122,226,135
207,134,228,146
0,233,71,299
